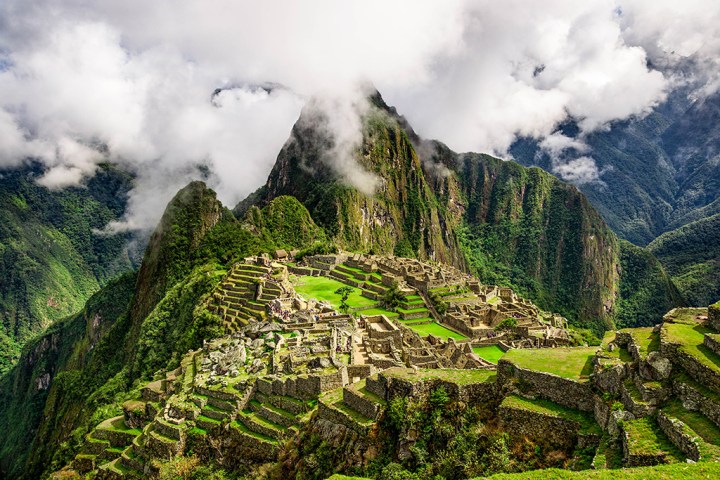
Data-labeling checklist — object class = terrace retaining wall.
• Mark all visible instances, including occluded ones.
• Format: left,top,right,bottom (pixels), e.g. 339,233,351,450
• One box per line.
497,360,595,412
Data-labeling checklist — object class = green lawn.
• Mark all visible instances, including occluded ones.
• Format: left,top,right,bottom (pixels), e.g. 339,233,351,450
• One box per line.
481,461,720,479
472,345,505,364
501,347,595,381
294,276,376,309
405,322,468,341
663,322,720,373
622,417,684,462
622,327,660,359
358,307,399,318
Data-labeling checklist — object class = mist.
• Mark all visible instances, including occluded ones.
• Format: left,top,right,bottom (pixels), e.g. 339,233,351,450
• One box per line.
0,0,718,231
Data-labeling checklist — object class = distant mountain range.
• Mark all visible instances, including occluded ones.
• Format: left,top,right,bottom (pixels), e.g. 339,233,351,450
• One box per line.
511,89,720,306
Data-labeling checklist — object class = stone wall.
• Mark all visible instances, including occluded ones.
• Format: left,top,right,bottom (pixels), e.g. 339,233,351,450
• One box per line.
662,341,720,395
704,333,720,356
221,422,278,464
709,301,720,332
593,363,627,396
499,403,582,451
257,370,348,401
656,411,701,461
347,365,374,381
365,375,387,400
343,388,381,420
317,400,371,436
381,375,497,409
497,360,595,412
672,378,720,429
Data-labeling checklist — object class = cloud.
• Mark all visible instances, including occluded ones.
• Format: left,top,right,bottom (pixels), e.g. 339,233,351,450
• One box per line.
0,0,716,231
553,156,602,185
617,0,720,95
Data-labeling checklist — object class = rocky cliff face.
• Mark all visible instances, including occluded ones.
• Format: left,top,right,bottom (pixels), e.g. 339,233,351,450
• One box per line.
238,93,677,331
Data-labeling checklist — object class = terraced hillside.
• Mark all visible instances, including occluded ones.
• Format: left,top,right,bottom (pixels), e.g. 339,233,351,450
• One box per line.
208,262,284,332
50,298,720,479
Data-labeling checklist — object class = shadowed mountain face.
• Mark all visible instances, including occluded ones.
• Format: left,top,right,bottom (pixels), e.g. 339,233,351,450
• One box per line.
510,90,720,247
236,93,682,333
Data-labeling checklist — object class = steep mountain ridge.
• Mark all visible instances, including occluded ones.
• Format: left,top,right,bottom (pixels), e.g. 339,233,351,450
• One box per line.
238,93,680,332
0,183,328,479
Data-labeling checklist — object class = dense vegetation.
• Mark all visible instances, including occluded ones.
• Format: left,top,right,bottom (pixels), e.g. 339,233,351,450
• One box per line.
0,182,330,479
0,163,134,373
287,385,581,480
508,90,720,311
648,213,720,306
510,89,720,247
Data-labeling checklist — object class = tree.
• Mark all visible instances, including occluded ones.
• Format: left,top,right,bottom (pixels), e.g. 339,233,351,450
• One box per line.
334,286,354,314
383,281,407,311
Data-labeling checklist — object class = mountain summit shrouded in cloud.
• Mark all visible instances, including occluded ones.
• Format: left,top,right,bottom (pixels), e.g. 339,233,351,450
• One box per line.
0,0,718,231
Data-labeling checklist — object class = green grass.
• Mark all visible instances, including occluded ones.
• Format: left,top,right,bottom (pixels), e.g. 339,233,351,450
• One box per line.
357,307,399,318
404,321,468,340
621,327,660,359
501,395,601,434
665,308,708,325
382,367,496,385
501,347,595,381
662,400,720,454
319,389,374,426
472,345,506,364
294,276,376,309
622,417,684,461
663,322,720,373
479,461,720,479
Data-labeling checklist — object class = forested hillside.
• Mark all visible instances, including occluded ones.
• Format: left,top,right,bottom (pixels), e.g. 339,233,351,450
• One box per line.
0,163,135,373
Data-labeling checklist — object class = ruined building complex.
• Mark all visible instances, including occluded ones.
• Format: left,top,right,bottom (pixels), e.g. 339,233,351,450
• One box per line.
52,255,720,479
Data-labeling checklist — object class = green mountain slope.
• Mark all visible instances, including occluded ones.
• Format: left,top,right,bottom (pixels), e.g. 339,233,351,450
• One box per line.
510,90,720,246
0,164,134,373
0,182,326,479
238,93,680,332
648,213,720,306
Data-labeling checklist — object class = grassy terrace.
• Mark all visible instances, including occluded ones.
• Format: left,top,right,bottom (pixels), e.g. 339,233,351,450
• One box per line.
663,322,720,373
293,276,376,309
404,321,468,341
358,307,399,317
472,345,505,364
662,400,720,460
98,417,142,436
501,395,601,434
621,327,660,359
480,461,720,479
502,347,595,381
320,388,374,426
622,417,684,463
382,367,496,385
664,307,708,325
599,332,633,364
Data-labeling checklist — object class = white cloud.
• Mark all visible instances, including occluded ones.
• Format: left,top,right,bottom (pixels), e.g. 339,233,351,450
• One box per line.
0,0,716,230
